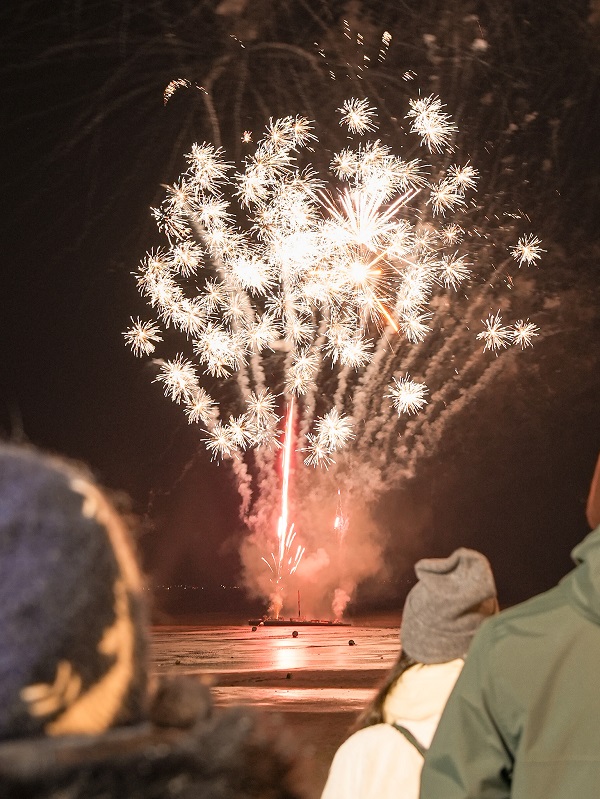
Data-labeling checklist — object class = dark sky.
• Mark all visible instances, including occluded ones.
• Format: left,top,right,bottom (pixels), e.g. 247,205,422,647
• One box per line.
2,1,599,616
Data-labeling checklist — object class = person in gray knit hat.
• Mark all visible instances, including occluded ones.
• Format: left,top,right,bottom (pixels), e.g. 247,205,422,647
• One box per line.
321,547,498,799
0,442,309,799
400,547,499,664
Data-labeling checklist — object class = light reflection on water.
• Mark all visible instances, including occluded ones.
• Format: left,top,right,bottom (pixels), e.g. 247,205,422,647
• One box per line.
211,686,376,711
273,638,303,672
151,624,399,711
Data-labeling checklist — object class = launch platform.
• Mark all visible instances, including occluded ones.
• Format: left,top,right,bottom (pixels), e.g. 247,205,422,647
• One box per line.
248,618,351,627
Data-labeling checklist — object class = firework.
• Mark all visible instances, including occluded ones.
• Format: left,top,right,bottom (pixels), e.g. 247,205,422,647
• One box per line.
163,78,191,105
406,95,458,153
385,374,429,415
338,97,378,134
123,318,163,356
261,400,305,615
510,234,546,266
511,319,540,349
127,93,543,613
476,312,512,352
127,95,542,464
333,488,349,545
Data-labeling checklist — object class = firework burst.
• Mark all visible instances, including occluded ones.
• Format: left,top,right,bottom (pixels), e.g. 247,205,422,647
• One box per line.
127,93,544,615
127,95,542,466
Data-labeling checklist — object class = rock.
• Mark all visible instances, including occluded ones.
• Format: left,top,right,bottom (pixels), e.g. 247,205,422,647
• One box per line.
292,630,299,638
348,639,356,646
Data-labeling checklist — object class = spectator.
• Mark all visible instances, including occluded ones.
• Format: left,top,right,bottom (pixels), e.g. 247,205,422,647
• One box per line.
320,548,498,799
0,442,307,799
421,450,600,799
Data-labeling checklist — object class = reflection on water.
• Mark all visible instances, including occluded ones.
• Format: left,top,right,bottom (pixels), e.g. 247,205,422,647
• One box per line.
152,624,398,671
151,623,398,711
273,638,304,672
211,686,376,711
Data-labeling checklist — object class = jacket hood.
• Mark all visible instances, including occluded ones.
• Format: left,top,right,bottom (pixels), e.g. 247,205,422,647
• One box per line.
562,526,600,623
382,658,463,724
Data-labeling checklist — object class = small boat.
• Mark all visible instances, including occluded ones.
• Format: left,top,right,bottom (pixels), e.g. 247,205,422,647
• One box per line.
248,617,351,627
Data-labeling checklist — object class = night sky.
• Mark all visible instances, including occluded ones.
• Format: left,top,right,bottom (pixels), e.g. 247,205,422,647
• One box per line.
2,1,599,618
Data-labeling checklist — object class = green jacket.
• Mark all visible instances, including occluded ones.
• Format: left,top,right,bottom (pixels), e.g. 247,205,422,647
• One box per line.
420,526,600,799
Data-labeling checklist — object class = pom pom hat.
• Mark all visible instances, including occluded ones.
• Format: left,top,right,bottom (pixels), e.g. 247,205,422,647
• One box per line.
400,547,498,664
0,443,148,740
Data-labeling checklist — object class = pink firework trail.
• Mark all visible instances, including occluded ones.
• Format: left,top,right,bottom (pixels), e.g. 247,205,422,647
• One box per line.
261,399,305,614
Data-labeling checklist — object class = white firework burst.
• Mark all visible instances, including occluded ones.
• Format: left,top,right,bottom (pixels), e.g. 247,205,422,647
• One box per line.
127,95,541,463
406,95,458,153
510,319,540,349
185,142,233,189
436,253,472,289
154,355,198,404
205,422,238,460
123,318,163,357
315,409,355,451
338,97,378,134
446,162,479,191
245,389,280,430
477,312,512,351
302,434,335,469
185,388,217,424
193,323,247,378
510,234,545,266
385,374,429,415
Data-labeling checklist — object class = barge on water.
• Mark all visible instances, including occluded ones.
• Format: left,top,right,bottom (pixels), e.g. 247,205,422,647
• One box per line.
248,618,351,627
249,591,351,626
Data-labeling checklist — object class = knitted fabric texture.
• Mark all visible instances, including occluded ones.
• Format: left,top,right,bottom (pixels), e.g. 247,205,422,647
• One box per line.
0,443,148,741
400,548,497,664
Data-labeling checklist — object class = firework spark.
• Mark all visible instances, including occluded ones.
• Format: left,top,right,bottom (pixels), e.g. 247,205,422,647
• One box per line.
510,234,545,266
406,95,458,153
163,78,191,105
477,312,512,351
385,374,429,415
338,97,378,134
511,319,540,349
333,488,349,545
123,318,163,356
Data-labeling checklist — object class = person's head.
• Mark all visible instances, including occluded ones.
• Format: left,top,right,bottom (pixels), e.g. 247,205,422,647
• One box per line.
356,547,497,730
0,443,312,799
0,442,148,741
400,547,498,664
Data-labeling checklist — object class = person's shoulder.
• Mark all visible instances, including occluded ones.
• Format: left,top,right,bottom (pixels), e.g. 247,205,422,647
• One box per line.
498,583,567,623
475,582,568,647
336,723,404,751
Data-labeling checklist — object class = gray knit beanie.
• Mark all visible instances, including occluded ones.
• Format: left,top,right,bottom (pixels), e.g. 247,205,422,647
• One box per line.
400,547,498,664
0,443,148,741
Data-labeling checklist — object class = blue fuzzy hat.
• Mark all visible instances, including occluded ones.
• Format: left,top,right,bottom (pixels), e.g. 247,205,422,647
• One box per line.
0,443,148,740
